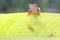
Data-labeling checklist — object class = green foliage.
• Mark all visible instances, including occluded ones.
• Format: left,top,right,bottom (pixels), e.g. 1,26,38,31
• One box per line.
0,0,60,12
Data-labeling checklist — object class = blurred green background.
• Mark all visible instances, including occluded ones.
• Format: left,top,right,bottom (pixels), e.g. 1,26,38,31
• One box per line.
0,0,60,13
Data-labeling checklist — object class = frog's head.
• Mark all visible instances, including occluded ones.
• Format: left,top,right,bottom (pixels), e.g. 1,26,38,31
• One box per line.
28,4,38,9
28,4,33,9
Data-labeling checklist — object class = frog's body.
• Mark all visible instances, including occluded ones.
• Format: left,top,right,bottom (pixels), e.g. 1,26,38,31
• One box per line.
28,4,40,16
